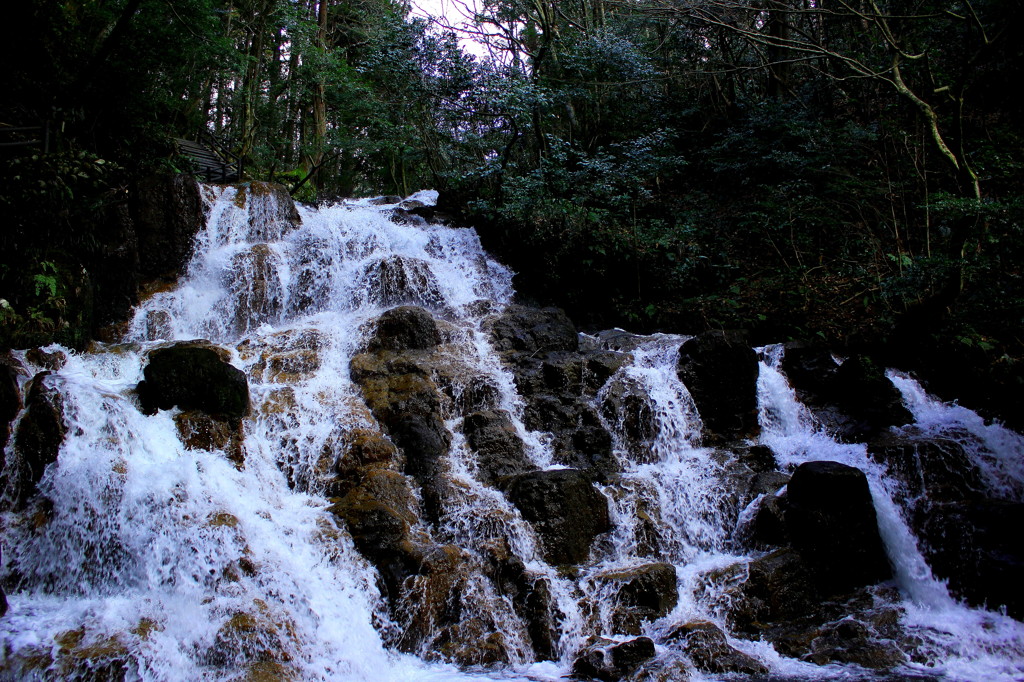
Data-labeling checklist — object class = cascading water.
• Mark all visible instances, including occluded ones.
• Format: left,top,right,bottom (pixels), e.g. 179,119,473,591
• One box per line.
757,346,1024,681
1,182,1023,681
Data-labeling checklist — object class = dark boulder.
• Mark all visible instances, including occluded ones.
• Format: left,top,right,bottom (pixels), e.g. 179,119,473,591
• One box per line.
782,345,912,442
913,500,1024,619
1,361,22,452
174,411,245,466
366,306,441,352
723,549,823,634
486,306,578,354
785,461,891,592
25,348,67,371
804,617,906,669
462,410,536,486
12,372,67,505
596,562,678,635
665,620,768,675
137,342,250,419
867,432,985,503
676,331,759,443
571,637,656,682
504,469,611,565
131,173,205,280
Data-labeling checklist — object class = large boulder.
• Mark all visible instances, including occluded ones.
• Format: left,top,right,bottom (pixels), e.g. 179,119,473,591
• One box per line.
785,461,891,592
912,500,1024,619
137,342,250,419
1,361,23,452
11,372,67,506
130,173,205,280
595,562,678,635
462,410,536,486
781,345,912,442
676,331,759,443
504,469,611,566
571,637,656,682
664,620,767,676
366,306,441,352
485,305,578,354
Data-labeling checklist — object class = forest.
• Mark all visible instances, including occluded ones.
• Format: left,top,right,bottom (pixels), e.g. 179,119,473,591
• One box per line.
2,0,1023,424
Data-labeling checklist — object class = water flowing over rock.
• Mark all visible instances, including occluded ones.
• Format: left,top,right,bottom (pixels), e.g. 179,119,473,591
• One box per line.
2,185,1024,682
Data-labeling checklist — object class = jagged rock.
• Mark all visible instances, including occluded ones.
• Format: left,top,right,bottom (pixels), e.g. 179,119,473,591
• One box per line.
229,244,283,334
600,376,658,461
207,602,297,667
12,372,67,505
504,469,610,565
481,539,561,660
665,621,768,675
912,500,1024,619
485,306,619,478
804,617,906,669
868,431,985,502
25,348,67,371
131,172,206,280
366,306,441,352
1,361,22,452
327,468,423,599
359,256,445,309
572,637,656,681
596,562,678,635
462,410,536,486
676,331,759,443
486,305,579,354
240,182,302,238
430,617,511,667
785,461,891,592
137,342,250,419
723,549,822,634
174,411,245,466
781,345,912,442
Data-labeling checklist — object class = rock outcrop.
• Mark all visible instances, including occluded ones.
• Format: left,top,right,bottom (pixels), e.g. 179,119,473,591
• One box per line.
676,330,760,443
137,341,250,419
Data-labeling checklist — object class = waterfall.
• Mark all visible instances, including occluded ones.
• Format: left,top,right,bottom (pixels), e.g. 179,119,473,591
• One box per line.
2,184,1023,681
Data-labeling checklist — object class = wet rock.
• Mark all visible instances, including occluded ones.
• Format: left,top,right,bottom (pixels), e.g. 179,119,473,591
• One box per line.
745,491,789,548
597,562,678,635
486,305,579,354
913,500,1024,619
600,376,658,462
143,309,173,341
804,617,906,669
370,195,403,205
359,256,445,310
12,372,67,505
504,469,611,565
481,539,561,660
25,348,67,371
782,345,912,442
207,601,296,667
665,620,768,675
137,342,250,419
572,637,656,681
327,468,422,598
724,549,822,633
131,172,205,280
462,410,536,486
430,618,511,668
241,182,302,237
868,431,985,502
174,411,245,466
676,330,759,443
785,461,891,592
1,361,22,452
366,306,441,352
229,244,283,334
